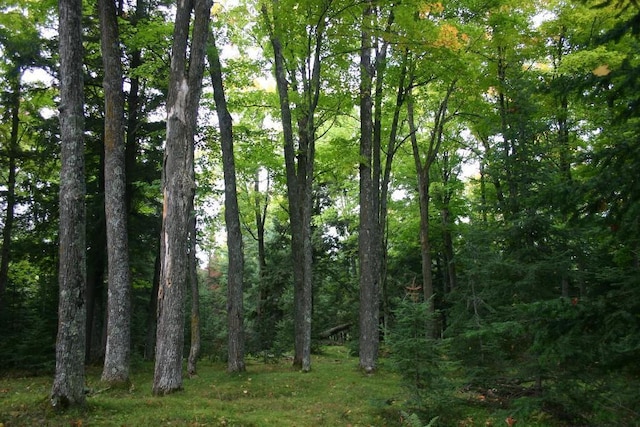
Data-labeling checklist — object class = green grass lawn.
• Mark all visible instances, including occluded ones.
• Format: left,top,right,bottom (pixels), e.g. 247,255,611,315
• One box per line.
0,346,407,427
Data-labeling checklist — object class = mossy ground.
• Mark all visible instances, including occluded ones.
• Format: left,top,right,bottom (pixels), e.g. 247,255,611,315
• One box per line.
0,346,408,426
0,346,581,426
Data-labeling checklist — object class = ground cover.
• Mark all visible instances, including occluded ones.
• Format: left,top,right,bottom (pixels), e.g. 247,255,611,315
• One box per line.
0,346,407,426
0,345,600,426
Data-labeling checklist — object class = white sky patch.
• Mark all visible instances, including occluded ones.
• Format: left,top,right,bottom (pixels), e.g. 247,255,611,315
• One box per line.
532,9,556,29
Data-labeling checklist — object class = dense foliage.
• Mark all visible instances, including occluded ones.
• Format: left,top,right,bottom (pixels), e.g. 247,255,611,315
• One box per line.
1,0,639,424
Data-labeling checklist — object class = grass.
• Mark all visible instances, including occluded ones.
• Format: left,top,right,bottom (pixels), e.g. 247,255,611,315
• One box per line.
0,346,407,427
0,345,596,426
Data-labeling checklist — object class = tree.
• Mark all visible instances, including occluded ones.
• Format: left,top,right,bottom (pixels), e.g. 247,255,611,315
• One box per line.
99,0,131,385
0,3,45,312
207,28,245,373
261,0,328,371
51,0,87,408
0,43,21,313
358,0,379,373
408,76,457,335
187,214,200,376
153,0,212,395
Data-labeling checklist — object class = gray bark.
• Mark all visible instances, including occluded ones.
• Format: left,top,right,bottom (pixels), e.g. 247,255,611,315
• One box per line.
51,0,87,408
207,33,245,373
99,0,131,385
153,0,211,395
262,1,323,372
358,0,379,374
187,214,200,376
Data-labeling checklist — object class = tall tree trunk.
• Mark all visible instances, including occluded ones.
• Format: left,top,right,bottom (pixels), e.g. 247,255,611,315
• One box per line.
207,34,245,373
99,0,131,385
51,0,87,408
358,0,379,373
294,113,314,372
187,214,200,376
408,78,455,338
262,2,320,372
261,8,304,369
408,94,435,336
0,76,20,311
378,45,407,335
290,7,326,371
153,0,211,395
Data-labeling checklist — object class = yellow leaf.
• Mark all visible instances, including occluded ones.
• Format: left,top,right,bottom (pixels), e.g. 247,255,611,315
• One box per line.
592,64,611,76
419,2,444,19
434,23,462,50
211,3,223,17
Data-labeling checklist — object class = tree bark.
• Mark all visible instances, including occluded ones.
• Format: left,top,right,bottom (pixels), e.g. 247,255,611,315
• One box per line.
439,153,458,293
379,50,408,332
0,76,20,311
207,33,245,373
124,0,146,214
187,214,200,376
144,250,160,360
51,0,87,408
99,0,131,385
262,1,320,372
408,76,456,338
254,171,268,320
153,0,211,395
85,222,106,363
408,93,435,337
358,0,379,374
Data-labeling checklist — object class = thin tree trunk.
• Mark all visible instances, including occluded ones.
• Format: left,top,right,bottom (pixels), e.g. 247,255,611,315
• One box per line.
125,0,145,213
51,0,87,408
379,48,407,334
144,250,160,360
254,171,268,321
441,206,457,292
85,224,106,363
440,153,457,293
99,0,131,385
496,45,518,218
409,103,435,336
187,214,200,376
207,34,245,372
153,0,211,395
408,76,455,338
0,77,20,311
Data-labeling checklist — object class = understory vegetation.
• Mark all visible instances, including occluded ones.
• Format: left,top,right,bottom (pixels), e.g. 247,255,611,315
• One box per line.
4,345,632,427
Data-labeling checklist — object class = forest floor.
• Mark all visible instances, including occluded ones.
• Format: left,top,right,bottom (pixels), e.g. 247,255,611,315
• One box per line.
0,345,568,427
